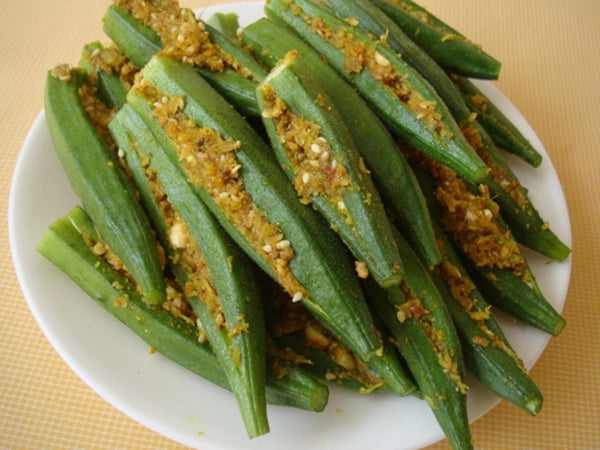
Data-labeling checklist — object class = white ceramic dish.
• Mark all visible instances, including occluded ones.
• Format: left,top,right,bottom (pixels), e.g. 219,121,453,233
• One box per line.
9,2,571,449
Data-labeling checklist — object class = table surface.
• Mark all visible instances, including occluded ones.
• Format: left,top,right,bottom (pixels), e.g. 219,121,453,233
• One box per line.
2,1,599,449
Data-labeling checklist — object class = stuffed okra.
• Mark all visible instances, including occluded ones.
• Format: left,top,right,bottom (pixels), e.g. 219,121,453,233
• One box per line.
365,228,472,450
242,17,442,268
44,64,166,304
410,159,566,336
110,104,269,438
257,51,403,288
369,0,501,79
103,0,266,116
428,224,544,415
123,54,415,396
265,0,489,184
37,206,328,415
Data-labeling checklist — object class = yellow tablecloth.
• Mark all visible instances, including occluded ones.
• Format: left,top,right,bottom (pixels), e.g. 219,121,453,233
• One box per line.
2,1,598,448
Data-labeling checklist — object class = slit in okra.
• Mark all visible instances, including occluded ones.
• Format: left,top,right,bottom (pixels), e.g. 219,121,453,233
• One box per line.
45,65,166,304
106,0,265,115
265,0,489,183
408,152,566,335
131,77,307,304
257,51,403,288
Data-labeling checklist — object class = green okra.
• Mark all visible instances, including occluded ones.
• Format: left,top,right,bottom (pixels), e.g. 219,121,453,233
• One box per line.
242,17,442,268
364,227,472,450
265,0,490,184
126,54,415,396
412,163,566,336
103,2,266,116
318,0,561,259
464,259,566,337
460,118,571,261
257,51,403,288
321,0,468,122
44,65,165,304
453,75,543,167
110,104,269,438
428,225,544,415
369,0,501,80
37,206,328,413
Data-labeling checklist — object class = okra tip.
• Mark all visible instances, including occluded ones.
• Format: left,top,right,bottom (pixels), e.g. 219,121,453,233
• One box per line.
551,316,566,337
523,394,543,416
309,385,329,412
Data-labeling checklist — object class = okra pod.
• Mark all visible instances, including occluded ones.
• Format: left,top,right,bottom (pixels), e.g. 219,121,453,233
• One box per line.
44,65,165,304
321,0,469,123
257,51,403,288
411,162,566,336
110,104,269,437
464,258,566,336
453,75,543,167
318,0,558,258
126,54,414,396
242,17,442,268
460,119,570,261
365,227,471,450
369,0,501,79
428,225,544,415
103,1,266,116
37,206,328,413
265,0,489,184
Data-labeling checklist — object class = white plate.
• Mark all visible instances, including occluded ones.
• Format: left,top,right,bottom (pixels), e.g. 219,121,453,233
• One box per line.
9,2,572,449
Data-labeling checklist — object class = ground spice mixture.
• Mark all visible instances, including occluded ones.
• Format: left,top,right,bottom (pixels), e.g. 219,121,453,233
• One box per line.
405,145,526,277
397,282,468,394
259,84,354,222
115,0,253,79
266,285,385,392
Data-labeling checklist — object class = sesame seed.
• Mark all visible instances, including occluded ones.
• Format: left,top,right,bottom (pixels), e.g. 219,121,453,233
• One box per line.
374,51,390,66
292,291,304,302
276,239,291,249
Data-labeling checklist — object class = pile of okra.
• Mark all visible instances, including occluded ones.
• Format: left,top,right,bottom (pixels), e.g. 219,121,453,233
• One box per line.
39,0,571,447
